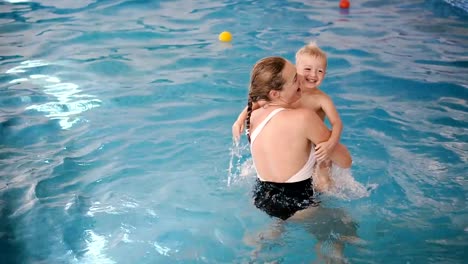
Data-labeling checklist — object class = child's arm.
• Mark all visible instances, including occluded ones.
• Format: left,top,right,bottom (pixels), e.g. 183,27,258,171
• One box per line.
315,95,343,162
231,101,262,141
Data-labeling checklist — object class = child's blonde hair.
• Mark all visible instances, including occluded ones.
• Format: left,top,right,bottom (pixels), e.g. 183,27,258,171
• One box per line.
295,42,327,67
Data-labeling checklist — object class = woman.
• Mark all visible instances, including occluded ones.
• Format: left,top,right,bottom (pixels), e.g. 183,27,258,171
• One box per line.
246,56,352,221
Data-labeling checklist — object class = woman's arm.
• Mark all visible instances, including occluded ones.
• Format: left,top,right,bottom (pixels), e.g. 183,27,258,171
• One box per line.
232,102,263,141
232,106,248,141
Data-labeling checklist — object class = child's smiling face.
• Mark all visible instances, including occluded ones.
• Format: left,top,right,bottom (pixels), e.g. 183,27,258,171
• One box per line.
296,54,327,90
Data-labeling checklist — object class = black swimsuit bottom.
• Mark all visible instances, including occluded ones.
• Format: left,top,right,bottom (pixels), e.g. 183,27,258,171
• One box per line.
252,178,319,220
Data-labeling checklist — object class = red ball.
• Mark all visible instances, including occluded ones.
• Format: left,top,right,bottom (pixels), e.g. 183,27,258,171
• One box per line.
339,0,350,9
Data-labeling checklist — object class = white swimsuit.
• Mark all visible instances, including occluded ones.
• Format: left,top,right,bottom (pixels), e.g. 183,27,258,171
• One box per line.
250,108,316,183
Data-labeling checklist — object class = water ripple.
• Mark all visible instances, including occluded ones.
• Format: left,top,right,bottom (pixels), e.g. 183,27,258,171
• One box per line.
1,0,467,263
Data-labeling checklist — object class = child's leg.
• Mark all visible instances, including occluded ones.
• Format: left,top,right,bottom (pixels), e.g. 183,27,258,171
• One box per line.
313,160,334,192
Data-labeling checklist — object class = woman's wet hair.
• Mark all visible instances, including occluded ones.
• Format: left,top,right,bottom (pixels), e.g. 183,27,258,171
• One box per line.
246,56,286,143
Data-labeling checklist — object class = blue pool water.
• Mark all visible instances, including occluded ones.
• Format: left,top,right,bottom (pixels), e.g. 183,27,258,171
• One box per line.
1,0,467,263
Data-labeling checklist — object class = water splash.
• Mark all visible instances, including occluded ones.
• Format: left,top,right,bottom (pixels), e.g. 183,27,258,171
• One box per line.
229,147,374,200
327,164,377,201
227,141,251,186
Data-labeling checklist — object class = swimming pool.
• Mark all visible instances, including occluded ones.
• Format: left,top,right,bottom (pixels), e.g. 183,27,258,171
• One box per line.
0,0,467,263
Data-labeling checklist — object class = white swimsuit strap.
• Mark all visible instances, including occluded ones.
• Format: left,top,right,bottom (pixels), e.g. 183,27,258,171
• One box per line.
250,108,285,144
285,149,316,183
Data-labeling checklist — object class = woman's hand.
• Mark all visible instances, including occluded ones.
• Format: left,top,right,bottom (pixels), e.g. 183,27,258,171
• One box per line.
232,120,245,142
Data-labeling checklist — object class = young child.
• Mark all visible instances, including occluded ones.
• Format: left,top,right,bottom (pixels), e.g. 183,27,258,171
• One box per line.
232,42,344,190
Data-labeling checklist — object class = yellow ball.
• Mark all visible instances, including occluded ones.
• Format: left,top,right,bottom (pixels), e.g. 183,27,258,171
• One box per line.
218,31,233,42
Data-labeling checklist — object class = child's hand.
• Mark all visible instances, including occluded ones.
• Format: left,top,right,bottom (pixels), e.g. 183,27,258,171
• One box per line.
315,141,335,162
232,120,245,142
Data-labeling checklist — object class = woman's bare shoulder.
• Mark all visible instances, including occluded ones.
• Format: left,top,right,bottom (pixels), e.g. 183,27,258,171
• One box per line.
302,89,329,101
284,107,320,123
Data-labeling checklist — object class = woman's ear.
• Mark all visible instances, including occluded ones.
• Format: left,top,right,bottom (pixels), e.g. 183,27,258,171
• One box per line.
268,89,280,99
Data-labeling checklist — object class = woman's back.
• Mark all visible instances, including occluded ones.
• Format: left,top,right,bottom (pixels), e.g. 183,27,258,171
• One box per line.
250,107,314,183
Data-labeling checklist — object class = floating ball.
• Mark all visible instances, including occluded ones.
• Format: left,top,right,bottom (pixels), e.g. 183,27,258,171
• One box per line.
218,31,233,42
339,0,350,9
